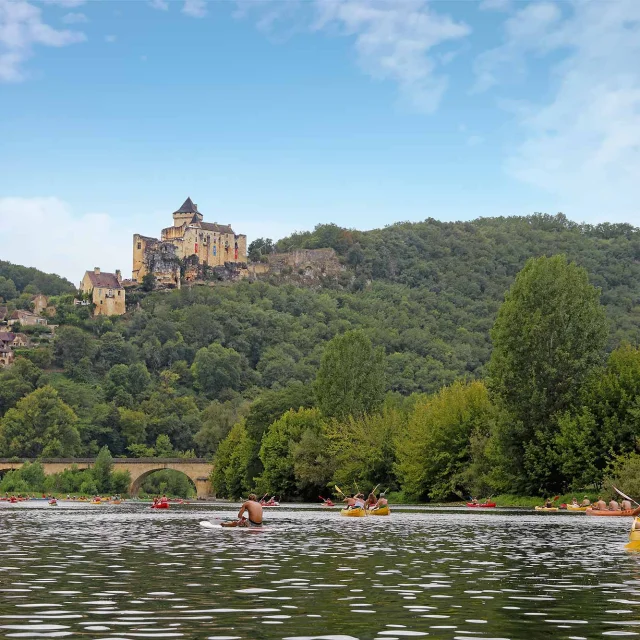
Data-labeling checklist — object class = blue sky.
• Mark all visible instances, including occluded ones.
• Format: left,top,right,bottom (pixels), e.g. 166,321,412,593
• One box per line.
1,0,639,282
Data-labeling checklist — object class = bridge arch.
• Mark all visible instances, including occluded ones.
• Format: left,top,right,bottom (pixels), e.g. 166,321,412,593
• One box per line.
0,458,214,498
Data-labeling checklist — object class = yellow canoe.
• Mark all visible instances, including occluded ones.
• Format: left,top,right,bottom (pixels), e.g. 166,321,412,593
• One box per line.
368,505,390,516
91,501,102,505
566,504,589,512
340,507,366,517
627,518,640,551
535,506,559,512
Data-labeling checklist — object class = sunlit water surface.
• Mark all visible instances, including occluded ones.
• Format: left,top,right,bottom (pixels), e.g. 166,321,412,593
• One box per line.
0,502,639,639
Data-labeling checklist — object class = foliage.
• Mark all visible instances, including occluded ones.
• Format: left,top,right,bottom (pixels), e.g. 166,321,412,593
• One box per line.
140,469,194,498
93,446,113,493
212,422,256,498
604,454,640,501
488,255,608,494
395,381,496,501
0,386,80,457
315,330,385,420
0,260,75,296
258,408,328,499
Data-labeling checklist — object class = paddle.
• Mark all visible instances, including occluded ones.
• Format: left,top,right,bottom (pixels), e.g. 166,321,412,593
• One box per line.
334,485,346,498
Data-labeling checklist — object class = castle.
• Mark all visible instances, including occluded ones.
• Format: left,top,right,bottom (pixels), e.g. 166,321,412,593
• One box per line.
132,198,247,287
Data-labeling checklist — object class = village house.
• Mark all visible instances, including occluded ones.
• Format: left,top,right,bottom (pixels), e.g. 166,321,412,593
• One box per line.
0,332,29,349
7,310,47,327
79,267,126,316
0,306,7,323
0,346,14,368
32,294,48,315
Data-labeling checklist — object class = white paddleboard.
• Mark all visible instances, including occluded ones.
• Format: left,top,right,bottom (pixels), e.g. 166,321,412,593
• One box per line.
199,520,270,531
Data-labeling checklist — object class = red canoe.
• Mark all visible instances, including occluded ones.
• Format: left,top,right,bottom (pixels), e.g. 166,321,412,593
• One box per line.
152,503,169,509
466,502,497,508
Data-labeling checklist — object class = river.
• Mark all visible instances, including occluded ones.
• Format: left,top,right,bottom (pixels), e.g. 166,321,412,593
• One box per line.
0,502,638,639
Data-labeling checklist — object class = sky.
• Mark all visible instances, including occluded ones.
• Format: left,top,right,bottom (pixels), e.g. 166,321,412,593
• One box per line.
0,0,639,283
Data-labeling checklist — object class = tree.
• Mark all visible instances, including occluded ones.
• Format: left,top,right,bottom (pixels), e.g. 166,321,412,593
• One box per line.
194,398,249,457
488,255,608,494
212,422,256,498
0,386,80,457
53,326,95,368
315,330,385,420
93,445,113,493
0,276,18,301
557,344,640,488
395,381,496,501
141,273,156,292
258,408,327,499
191,342,248,397
154,434,174,457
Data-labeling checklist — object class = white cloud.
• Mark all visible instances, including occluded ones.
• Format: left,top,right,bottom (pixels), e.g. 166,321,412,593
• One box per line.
149,0,169,10
61,12,87,24
183,0,207,18
0,197,132,283
0,0,85,82
477,0,640,223
236,0,470,114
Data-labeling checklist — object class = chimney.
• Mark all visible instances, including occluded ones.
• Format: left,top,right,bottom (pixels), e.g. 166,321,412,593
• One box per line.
94,267,100,275
115,269,122,283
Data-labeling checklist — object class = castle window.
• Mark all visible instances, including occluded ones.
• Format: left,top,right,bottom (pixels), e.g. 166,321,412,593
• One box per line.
137,242,141,250
213,246,217,256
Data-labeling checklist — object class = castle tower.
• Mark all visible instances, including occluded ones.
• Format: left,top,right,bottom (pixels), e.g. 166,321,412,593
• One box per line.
173,197,203,227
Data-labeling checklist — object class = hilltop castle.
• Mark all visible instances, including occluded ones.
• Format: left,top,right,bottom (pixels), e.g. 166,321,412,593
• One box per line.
132,198,247,287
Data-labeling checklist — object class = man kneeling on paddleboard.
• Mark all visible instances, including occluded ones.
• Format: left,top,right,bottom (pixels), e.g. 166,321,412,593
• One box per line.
222,494,263,528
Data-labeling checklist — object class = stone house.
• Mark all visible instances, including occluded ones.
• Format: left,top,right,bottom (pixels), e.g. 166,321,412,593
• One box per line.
0,347,14,368
32,294,48,315
79,268,126,316
0,332,28,348
7,310,47,327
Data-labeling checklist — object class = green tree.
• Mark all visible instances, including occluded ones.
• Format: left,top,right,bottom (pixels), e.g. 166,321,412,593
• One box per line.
191,342,249,397
258,408,327,499
212,421,256,498
557,344,640,488
118,408,148,448
315,330,385,420
155,434,174,457
0,386,80,457
53,326,95,368
0,276,18,301
194,398,249,457
395,381,496,501
93,445,113,493
488,255,608,494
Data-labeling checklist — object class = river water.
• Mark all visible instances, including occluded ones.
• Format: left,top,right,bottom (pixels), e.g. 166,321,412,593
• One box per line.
0,502,639,639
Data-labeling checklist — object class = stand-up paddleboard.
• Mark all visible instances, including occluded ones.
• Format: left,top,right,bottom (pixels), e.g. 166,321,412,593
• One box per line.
199,520,270,531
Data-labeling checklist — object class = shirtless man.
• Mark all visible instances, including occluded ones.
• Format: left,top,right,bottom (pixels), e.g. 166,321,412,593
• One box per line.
222,494,263,527
608,499,621,511
581,496,591,506
621,499,633,511
594,497,608,510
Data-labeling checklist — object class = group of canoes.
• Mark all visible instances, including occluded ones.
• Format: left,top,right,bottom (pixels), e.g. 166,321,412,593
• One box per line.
535,496,640,516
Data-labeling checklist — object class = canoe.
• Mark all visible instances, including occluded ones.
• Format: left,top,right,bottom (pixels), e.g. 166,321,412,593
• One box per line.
566,504,589,512
368,505,390,516
90,501,102,505
467,502,497,508
626,518,640,551
341,507,366,517
48,501,57,506
152,503,169,509
535,506,559,512
586,508,635,517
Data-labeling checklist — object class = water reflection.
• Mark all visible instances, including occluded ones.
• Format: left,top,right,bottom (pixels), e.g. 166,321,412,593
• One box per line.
0,503,639,638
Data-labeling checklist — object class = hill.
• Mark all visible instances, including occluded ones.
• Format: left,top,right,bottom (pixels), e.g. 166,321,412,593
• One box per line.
2,212,640,499
0,260,76,301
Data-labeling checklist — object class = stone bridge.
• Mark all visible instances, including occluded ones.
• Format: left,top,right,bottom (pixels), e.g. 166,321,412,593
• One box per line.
0,458,214,498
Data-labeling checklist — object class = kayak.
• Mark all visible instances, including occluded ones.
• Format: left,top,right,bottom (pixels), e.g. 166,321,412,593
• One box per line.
152,503,169,509
368,505,390,516
586,508,636,516
48,500,57,506
322,501,335,507
535,506,559,512
467,502,497,508
341,507,366,517
261,502,280,507
566,504,589,512
626,518,640,551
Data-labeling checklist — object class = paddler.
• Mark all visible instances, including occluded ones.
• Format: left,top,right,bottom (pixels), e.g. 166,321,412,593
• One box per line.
375,493,388,508
608,498,621,511
365,492,377,508
544,498,554,508
354,494,366,509
571,497,579,507
343,496,357,508
621,499,633,511
594,497,607,510
160,494,168,505
581,496,591,506
222,493,263,528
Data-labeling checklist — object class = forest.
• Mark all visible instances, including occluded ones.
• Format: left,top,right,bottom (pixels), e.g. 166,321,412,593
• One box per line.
2,213,640,500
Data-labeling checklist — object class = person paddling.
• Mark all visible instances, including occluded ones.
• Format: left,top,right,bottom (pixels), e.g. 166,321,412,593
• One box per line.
608,498,621,511
581,496,591,506
222,493,263,528
594,497,607,510
621,499,633,511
